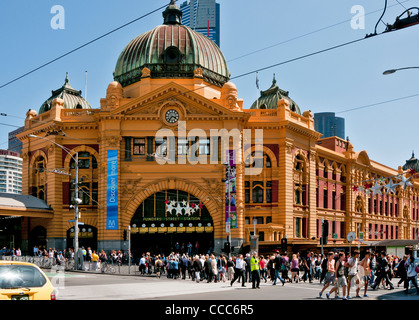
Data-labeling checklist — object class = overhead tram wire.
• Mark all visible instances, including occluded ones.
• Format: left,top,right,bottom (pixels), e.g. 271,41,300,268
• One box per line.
335,92,419,114
5,34,390,128
1,1,411,120
227,0,412,63
4,2,418,137
0,1,173,90
2,30,410,135
0,0,410,91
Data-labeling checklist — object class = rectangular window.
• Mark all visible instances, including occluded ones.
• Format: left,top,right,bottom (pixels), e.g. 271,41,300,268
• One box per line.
323,189,328,209
155,138,167,156
177,138,188,156
266,181,272,203
302,217,307,238
340,193,345,211
198,138,210,155
133,138,146,155
316,187,319,207
252,187,263,203
245,188,250,203
295,218,301,238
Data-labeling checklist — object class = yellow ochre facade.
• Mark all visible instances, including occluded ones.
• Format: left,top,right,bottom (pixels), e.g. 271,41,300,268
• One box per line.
15,2,419,254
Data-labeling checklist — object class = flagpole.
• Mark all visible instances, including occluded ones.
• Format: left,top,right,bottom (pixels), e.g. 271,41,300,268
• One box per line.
256,72,259,109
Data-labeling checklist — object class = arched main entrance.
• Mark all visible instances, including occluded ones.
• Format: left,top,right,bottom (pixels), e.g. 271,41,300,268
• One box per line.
66,225,98,251
130,189,214,256
29,226,46,251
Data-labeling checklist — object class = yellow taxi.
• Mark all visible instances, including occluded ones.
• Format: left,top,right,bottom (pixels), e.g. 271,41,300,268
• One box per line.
0,260,56,300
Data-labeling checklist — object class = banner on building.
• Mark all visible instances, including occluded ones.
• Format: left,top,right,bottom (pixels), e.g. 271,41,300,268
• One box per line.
106,150,118,230
225,150,237,230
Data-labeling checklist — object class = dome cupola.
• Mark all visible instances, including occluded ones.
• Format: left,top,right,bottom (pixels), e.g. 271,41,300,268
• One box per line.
113,1,229,88
39,73,91,115
250,74,301,114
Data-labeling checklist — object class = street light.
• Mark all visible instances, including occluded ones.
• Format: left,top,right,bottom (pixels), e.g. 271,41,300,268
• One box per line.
28,134,81,269
383,66,419,75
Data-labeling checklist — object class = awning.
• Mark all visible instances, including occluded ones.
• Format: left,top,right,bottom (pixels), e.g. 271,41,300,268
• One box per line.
363,240,419,247
0,193,53,219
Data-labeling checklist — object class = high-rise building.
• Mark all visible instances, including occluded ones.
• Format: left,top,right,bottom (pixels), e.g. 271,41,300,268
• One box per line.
8,126,24,154
314,112,345,139
0,149,22,194
180,0,220,47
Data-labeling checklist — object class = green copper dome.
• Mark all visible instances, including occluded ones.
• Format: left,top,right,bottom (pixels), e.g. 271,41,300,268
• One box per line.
113,1,229,88
39,74,91,115
403,152,419,172
250,75,301,114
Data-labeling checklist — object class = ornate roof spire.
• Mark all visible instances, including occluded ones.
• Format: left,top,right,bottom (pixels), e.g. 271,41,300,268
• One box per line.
65,72,69,84
163,0,183,25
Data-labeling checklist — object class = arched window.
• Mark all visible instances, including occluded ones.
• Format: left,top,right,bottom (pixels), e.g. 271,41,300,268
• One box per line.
31,155,47,201
252,185,264,204
355,196,363,213
295,155,304,172
68,151,98,206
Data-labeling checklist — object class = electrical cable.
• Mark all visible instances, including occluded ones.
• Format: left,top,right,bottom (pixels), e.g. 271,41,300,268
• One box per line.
0,1,173,90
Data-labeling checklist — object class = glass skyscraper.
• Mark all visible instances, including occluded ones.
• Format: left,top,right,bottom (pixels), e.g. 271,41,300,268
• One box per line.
314,112,345,139
180,0,220,47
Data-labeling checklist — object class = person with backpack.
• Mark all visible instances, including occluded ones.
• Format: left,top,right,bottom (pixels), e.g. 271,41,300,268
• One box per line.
272,252,285,286
404,255,419,295
326,252,347,300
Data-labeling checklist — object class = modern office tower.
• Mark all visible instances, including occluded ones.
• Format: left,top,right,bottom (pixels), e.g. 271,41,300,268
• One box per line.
0,149,22,194
180,0,220,47
8,126,24,154
314,112,345,139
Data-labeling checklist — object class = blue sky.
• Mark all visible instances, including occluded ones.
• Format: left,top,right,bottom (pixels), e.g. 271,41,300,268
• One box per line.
0,0,418,169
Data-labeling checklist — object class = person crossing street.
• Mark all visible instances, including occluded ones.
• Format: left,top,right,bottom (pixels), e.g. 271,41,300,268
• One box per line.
250,251,261,289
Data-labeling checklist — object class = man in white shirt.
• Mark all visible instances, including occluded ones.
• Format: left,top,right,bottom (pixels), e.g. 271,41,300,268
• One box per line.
230,254,246,287
346,250,361,299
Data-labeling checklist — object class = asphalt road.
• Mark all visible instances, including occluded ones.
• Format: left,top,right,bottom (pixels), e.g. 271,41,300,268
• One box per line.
46,271,419,301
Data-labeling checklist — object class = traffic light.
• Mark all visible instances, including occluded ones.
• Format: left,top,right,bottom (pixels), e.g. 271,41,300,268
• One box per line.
123,229,127,241
322,220,329,245
223,241,231,254
280,238,287,252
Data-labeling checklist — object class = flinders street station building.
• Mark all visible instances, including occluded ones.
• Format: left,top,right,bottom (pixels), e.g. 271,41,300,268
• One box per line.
5,1,419,255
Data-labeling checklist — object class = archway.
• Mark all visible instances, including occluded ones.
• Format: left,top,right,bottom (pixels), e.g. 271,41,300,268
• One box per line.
66,225,98,251
130,189,215,257
29,226,47,252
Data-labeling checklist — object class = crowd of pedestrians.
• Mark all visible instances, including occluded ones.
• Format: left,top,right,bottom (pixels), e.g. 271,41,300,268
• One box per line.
2,245,418,296
318,250,419,299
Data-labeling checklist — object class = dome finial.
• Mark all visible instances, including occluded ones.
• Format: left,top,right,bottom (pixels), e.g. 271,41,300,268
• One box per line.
65,72,69,84
273,73,276,85
163,0,183,25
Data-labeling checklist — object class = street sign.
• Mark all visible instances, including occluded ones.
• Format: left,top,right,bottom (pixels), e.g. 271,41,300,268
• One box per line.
333,233,338,239
347,232,356,242
359,232,364,242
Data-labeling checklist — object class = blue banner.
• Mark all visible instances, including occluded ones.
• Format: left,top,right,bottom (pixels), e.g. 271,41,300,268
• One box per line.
106,150,118,230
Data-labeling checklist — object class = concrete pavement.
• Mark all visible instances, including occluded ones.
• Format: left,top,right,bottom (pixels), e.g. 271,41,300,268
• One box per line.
50,271,419,300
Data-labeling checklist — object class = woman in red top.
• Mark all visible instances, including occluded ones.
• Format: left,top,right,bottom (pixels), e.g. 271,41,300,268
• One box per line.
259,255,268,283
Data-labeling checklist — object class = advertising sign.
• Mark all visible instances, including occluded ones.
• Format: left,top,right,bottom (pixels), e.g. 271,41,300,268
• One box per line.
106,150,118,230
225,150,237,230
